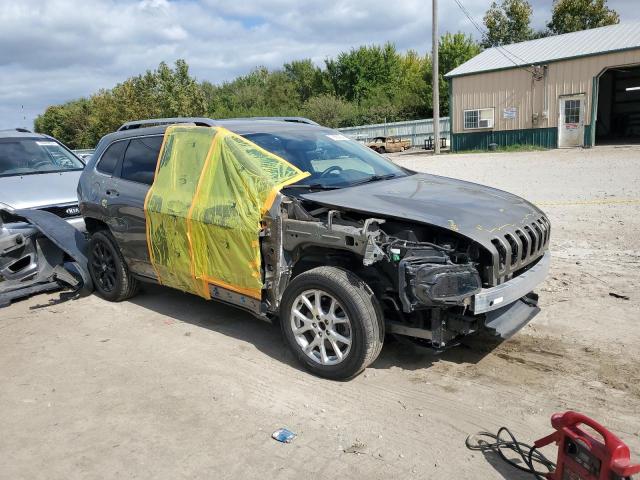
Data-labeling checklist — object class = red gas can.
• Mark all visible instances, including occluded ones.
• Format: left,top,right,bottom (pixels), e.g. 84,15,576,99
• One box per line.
535,411,640,480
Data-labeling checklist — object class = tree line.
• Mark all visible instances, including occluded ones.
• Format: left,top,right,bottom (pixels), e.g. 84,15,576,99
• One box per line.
35,35,480,149
482,0,619,47
35,0,620,149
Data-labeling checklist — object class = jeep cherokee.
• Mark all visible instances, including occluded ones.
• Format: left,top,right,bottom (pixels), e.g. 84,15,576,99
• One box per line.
78,117,550,379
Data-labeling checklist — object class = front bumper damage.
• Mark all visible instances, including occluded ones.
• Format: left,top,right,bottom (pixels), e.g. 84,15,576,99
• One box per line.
275,200,550,347
472,252,551,314
390,251,550,345
459,252,551,339
484,293,540,339
0,209,92,307
473,252,550,339
472,251,551,339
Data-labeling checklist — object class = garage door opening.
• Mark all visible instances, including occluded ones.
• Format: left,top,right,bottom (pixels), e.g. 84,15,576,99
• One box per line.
595,64,640,145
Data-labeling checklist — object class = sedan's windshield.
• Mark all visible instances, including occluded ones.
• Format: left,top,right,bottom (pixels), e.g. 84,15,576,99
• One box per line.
243,129,408,188
0,138,84,177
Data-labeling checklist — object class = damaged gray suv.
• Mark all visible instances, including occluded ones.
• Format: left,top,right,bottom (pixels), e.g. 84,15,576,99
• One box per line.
78,117,550,379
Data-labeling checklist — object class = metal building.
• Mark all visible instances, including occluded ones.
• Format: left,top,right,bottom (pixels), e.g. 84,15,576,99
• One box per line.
445,23,640,151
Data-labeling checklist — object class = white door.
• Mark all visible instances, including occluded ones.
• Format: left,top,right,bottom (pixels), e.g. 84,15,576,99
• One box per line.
558,95,585,147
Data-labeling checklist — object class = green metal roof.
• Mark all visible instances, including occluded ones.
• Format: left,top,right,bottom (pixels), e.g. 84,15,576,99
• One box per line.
446,22,640,78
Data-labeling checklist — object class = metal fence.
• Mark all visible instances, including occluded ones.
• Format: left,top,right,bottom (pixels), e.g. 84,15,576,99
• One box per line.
337,117,450,148
69,119,451,158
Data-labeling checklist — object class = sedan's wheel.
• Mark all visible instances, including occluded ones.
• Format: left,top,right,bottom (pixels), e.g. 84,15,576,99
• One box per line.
280,266,384,380
291,289,352,366
88,230,138,302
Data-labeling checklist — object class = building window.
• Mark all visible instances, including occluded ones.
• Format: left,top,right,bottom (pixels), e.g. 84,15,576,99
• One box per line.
464,108,494,129
564,99,581,124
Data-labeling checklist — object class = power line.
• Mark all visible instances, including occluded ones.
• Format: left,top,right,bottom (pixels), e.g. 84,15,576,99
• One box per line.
451,0,538,75
453,0,531,66
452,0,527,65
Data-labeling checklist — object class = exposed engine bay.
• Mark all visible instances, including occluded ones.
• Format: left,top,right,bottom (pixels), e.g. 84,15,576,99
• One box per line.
255,195,550,349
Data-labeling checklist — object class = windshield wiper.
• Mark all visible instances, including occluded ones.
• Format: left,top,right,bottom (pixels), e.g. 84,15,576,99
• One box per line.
349,173,399,187
283,183,341,190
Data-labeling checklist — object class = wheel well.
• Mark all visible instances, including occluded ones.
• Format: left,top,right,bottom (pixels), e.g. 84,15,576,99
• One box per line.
290,247,393,295
83,217,109,235
291,247,360,279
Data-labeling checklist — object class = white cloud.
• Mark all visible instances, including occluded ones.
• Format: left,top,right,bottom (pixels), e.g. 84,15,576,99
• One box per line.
0,0,637,131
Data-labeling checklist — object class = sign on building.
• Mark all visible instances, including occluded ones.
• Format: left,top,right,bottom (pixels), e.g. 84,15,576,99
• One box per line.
503,107,517,119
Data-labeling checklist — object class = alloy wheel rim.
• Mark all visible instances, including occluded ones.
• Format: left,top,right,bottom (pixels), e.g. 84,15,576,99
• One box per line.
290,289,352,366
91,241,117,292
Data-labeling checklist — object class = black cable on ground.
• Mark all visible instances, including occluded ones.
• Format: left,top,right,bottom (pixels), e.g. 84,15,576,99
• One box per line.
465,427,556,479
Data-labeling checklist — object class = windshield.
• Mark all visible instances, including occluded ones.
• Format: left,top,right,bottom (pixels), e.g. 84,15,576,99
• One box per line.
0,138,84,177
243,129,407,188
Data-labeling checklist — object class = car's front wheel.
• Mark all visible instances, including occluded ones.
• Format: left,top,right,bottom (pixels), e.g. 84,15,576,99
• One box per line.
88,230,139,302
280,267,384,380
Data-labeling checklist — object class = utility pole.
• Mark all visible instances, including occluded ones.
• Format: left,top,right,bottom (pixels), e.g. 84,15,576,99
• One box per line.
432,0,440,154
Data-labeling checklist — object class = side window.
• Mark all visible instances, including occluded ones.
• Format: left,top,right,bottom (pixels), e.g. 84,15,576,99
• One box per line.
121,136,163,185
97,140,128,175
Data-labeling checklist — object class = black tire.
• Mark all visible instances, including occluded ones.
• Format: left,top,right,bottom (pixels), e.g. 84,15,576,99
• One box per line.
378,146,386,154
88,230,139,302
280,267,384,380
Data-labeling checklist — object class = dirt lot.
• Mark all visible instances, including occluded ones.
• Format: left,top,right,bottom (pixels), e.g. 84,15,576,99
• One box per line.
1,146,639,479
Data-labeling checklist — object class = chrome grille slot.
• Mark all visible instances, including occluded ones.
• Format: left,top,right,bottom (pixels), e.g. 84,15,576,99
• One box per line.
504,233,519,267
490,214,550,284
516,229,528,260
491,238,508,272
532,223,544,254
523,225,536,256
539,217,550,246
543,217,551,244
536,219,547,246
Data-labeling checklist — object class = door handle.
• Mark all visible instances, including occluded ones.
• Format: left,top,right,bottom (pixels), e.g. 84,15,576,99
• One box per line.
106,189,119,197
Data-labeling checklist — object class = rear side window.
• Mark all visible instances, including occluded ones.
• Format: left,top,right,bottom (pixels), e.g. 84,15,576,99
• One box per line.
121,136,163,185
97,140,127,175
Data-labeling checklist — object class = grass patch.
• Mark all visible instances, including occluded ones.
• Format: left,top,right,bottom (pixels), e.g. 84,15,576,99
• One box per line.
453,144,549,154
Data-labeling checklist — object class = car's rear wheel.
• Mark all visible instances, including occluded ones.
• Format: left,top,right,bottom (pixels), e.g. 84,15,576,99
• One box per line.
89,230,138,302
280,267,384,380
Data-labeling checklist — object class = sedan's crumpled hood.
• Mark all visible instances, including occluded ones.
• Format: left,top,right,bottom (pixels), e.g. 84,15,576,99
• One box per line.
301,173,545,249
0,171,82,209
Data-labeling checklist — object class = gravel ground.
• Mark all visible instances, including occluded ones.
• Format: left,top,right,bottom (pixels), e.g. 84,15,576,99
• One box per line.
1,145,639,479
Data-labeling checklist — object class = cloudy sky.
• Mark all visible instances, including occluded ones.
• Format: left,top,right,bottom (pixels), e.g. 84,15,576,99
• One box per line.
0,0,637,130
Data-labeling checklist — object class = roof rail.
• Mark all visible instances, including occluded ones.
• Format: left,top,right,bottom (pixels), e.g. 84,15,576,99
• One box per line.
117,117,217,131
0,127,32,133
224,116,319,126
117,116,320,132
257,116,319,125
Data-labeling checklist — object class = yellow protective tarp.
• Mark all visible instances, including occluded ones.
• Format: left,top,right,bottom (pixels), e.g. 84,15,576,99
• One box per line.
144,125,309,300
